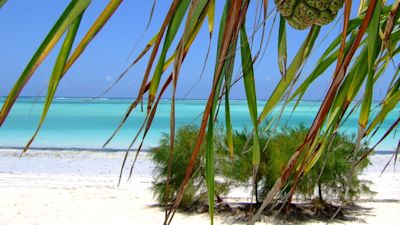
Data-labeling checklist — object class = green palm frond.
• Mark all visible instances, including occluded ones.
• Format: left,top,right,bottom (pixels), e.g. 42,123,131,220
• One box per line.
1,1,399,224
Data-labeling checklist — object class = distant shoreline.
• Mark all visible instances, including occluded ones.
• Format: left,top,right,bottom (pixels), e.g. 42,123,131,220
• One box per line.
0,146,395,154
0,146,150,152
0,96,392,103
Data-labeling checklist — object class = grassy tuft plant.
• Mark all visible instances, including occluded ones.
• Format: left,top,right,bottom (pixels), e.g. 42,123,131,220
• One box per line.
219,124,374,205
151,125,229,210
152,124,373,210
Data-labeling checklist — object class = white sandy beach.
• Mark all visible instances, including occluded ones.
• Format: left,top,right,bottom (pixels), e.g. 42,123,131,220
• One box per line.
0,149,399,225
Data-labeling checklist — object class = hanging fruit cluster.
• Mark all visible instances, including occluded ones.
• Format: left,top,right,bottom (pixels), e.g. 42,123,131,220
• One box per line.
275,0,345,30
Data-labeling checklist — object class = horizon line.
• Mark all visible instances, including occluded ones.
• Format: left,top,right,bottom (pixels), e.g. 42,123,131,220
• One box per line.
0,95,389,103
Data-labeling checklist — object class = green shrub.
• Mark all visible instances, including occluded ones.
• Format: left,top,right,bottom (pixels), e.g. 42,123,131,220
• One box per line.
221,125,373,204
151,124,373,209
297,131,373,203
151,125,229,209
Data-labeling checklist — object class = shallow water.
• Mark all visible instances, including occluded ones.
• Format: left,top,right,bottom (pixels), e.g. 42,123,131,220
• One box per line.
0,97,398,151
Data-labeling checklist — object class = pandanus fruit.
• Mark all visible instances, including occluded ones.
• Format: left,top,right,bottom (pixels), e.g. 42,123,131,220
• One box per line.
275,0,345,29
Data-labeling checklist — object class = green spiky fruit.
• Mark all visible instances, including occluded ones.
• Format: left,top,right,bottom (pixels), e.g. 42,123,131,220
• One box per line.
275,0,344,30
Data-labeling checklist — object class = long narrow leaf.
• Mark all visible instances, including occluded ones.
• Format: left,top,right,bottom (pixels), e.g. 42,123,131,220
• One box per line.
250,1,378,223
240,25,260,167
167,1,249,223
22,12,84,155
62,0,122,74
0,0,91,126
104,0,212,147
147,0,191,110
207,0,215,34
258,27,320,123
278,15,287,78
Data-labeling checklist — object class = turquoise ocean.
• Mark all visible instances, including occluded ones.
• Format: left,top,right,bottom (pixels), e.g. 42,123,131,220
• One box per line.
0,97,398,152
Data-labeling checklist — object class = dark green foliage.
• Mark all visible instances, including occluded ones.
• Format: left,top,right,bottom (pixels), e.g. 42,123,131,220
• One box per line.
298,132,374,203
221,124,373,204
151,124,373,209
151,125,228,209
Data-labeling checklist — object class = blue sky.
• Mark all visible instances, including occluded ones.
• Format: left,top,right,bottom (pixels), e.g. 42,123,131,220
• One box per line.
0,1,395,100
